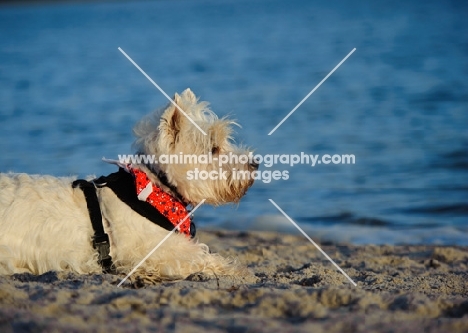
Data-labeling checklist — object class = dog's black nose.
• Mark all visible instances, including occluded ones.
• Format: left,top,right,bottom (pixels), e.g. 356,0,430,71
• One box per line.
250,157,260,170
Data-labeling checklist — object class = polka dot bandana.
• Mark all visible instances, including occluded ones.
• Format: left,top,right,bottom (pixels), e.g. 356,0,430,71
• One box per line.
129,167,191,237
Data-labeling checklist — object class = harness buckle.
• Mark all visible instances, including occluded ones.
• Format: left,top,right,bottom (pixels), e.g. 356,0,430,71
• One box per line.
93,234,115,274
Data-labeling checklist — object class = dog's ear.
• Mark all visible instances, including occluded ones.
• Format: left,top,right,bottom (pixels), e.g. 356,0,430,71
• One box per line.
160,89,199,145
159,93,187,142
181,88,197,103
173,92,182,107
168,102,183,134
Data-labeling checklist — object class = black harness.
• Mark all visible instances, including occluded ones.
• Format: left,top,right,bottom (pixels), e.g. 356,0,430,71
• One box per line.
72,168,195,274
72,179,115,274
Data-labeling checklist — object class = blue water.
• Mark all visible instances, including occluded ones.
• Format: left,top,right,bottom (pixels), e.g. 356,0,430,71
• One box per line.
1,0,467,244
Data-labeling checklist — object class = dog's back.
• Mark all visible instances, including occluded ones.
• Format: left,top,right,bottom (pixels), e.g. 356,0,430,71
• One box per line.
0,173,100,275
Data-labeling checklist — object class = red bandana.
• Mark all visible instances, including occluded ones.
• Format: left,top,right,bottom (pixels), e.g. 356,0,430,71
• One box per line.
129,167,191,237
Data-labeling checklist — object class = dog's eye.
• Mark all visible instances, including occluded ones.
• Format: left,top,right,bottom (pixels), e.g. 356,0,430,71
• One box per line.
211,146,219,155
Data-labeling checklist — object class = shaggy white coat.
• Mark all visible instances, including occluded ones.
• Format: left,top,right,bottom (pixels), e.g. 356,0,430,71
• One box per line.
0,89,255,284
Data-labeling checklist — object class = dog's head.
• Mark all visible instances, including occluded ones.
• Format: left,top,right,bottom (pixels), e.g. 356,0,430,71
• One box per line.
133,88,258,206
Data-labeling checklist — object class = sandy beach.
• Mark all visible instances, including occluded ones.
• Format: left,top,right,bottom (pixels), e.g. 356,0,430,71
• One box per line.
0,229,467,332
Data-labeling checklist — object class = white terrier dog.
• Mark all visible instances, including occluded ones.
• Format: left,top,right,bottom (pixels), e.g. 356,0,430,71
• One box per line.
0,89,258,284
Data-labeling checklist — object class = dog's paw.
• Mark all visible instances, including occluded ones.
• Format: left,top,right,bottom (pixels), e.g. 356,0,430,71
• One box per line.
185,272,212,282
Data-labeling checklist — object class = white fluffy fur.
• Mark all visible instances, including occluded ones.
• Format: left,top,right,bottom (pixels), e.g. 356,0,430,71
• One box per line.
0,89,256,284
134,89,255,206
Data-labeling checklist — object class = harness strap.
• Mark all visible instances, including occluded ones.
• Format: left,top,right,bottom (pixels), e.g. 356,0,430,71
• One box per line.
71,168,196,274
94,168,196,238
72,179,115,274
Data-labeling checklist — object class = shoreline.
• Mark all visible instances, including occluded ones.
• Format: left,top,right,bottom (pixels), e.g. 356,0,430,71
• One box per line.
1,229,467,332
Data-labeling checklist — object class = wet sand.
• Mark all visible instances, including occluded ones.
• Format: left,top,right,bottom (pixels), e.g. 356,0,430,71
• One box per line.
1,230,467,332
